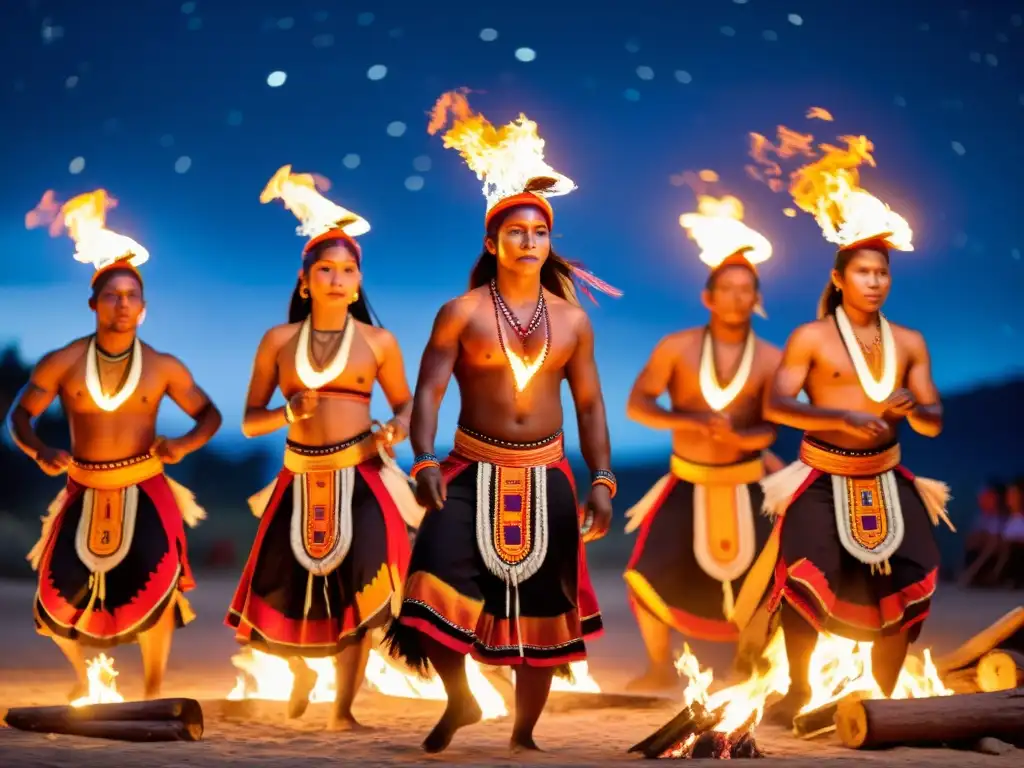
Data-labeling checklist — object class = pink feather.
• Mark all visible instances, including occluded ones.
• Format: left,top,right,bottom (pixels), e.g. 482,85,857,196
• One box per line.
569,262,623,305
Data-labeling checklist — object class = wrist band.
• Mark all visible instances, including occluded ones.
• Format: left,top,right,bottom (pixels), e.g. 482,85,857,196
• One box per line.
591,469,617,498
284,402,296,424
411,452,440,479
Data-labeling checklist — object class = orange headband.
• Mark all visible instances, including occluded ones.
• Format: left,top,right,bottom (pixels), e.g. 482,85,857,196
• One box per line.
302,228,362,264
90,258,143,287
485,192,554,230
711,249,759,277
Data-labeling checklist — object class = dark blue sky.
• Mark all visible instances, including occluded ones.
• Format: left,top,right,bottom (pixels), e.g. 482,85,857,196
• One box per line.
2,0,1022,462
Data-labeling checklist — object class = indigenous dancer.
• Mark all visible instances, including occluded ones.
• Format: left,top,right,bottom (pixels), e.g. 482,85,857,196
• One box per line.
623,194,782,691
15,189,220,701
384,91,621,753
226,165,422,728
760,140,953,724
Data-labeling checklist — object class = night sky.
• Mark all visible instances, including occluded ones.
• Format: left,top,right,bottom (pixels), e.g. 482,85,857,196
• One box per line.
2,0,1022,463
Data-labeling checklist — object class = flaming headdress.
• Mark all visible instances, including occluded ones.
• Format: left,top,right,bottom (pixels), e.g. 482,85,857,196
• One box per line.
679,194,773,273
427,89,576,229
25,189,150,285
260,164,370,260
428,90,621,304
747,113,913,252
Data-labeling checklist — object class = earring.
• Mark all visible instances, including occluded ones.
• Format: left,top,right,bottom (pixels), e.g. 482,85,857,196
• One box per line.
351,291,359,303
300,286,309,299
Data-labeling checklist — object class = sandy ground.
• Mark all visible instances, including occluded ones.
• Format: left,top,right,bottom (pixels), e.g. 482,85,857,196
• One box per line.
1,570,1022,766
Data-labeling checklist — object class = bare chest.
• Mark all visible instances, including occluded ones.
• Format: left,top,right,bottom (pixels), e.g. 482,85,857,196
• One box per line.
60,357,165,416
459,311,576,374
668,344,767,416
277,332,378,398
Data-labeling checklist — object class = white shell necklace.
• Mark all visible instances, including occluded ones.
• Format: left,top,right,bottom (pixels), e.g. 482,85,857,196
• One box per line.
698,328,755,412
294,315,356,390
85,336,143,412
835,306,896,403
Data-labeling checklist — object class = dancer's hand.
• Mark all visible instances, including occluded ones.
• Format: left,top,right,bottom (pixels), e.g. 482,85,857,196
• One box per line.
151,436,188,464
581,484,613,543
839,411,888,439
415,466,447,511
287,390,319,422
35,446,70,476
882,388,916,418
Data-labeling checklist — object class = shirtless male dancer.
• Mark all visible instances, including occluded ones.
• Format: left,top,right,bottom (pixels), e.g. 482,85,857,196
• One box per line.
14,189,221,700
386,92,621,753
227,166,422,728
624,196,782,690
760,149,952,724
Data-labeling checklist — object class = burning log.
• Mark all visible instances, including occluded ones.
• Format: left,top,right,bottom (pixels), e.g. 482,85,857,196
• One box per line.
628,702,720,758
941,666,982,695
791,691,866,739
976,650,1024,692
3,698,203,742
834,688,1024,750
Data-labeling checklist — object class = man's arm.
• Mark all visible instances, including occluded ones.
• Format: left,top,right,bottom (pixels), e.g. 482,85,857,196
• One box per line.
8,349,70,460
565,311,611,474
625,335,710,433
763,324,848,431
163,355,222,454
372,329,414,442
904,331,943,438
241,329,288,438
731,344,783,451
410,299,470,457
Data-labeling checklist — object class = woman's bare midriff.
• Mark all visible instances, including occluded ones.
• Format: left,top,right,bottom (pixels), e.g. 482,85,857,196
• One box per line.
285,397,374,447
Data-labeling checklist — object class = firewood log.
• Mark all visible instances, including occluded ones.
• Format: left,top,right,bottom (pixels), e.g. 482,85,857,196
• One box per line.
934,607,1024,673
976,650,1024,692
834,689,1024,749
3,698,203,742
791,691,866,739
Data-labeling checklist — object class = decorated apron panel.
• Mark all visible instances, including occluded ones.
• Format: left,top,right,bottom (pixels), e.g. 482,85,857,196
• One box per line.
831,471,905,565
75,485,139,574
290,467,354,576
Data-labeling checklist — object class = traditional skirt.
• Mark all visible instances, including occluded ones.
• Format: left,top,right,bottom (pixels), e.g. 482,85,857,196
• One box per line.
386,427,603,668
31,454,204,648
226,433,419,658
764,437,953,642
623,455,773,642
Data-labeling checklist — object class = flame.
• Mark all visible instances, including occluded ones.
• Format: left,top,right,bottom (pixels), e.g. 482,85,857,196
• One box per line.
672,629,951,738
747,112,913,251
227,647,508,720
679,194,773,269
26,189,149,271
70,653,125,707
260,164,370,240
549,661,602,693
427,89,576,212
807,107,834,121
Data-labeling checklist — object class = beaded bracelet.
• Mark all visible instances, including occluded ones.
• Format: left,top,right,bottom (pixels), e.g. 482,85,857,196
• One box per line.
411,453,440,479
591,469,618,498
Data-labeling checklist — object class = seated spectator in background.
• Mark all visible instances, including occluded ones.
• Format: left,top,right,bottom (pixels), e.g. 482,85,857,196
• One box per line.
992,479,1024,589
960,481,1006,587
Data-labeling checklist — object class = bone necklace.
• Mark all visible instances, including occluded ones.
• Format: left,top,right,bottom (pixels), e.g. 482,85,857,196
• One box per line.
85,336,143,412
295,315,356,390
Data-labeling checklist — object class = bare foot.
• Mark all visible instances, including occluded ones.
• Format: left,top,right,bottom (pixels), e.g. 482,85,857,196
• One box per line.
422,697,483,753
327,712,370,731
66,681,87,704
763,688,809,728
510,733,543,753
288,664,318,719
625,667,678,692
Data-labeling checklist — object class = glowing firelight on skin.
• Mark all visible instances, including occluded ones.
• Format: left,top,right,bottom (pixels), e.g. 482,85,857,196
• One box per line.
71,654,125,707
668,629,951,750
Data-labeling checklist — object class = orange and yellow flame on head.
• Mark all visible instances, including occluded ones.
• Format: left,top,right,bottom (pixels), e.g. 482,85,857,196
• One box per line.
260,164,370,241
25,189,150,273
679,194,773,271
746,109,913,252
427,89,576,219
